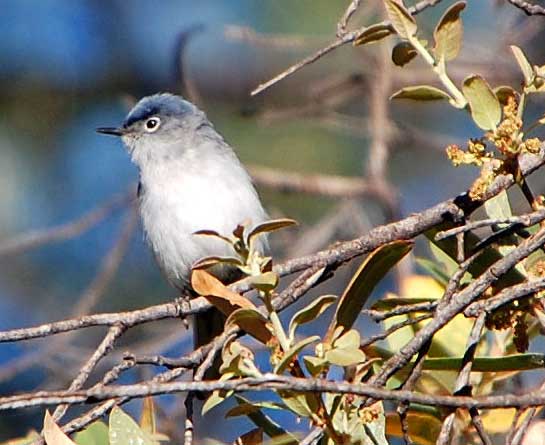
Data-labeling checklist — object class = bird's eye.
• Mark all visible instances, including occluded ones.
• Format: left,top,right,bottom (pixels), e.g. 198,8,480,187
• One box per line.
144,117,161,132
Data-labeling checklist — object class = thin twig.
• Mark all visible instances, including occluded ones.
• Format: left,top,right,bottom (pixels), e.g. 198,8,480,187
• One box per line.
505,0,545,15
251,0,445,96
9,374,545,412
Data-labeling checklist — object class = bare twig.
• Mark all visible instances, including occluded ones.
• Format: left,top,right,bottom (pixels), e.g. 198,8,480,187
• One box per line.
9,374,545,412
505,0,545,15
251,0,444,96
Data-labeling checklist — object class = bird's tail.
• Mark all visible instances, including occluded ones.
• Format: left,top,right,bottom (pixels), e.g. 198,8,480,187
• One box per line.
194,307,226,380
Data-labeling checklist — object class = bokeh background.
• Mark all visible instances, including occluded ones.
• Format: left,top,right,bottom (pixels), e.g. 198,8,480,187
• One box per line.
1,0,544,441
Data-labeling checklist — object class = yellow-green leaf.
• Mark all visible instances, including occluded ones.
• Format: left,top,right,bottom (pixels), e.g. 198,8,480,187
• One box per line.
74,422,109,445
433,1,466,62
44,411,77,445
226,400,286,418
247,218,297,244
249,271,279,293
326,240,413,341
390,85,452,101
192,256,243,270
303,355,328,376
383,0,417,40
462,75,502,130
278,391,319,418
326,347,366,367
353,23,393,46
288,294,336,341
511,45,534,87
202,372,236,415
392,41,417,66
109,407,154,445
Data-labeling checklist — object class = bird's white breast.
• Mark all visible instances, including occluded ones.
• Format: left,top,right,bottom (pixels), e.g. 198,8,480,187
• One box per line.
138,148,268,288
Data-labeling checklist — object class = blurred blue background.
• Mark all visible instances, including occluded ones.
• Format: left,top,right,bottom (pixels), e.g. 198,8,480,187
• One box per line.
0,0,544,441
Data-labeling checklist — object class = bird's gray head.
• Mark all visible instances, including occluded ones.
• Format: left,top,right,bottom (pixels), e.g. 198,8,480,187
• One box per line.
97,93,208,165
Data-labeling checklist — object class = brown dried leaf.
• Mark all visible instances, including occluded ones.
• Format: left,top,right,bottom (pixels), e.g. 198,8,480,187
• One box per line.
44,411,77,445
391,41,417,66
353,23,393,46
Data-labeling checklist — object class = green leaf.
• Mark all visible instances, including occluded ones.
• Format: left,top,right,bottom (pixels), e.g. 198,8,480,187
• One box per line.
303,355,329,376
386,410,442,445
462,75,502,130
415,257,450,286
278,391,319,418
74,422,109,445
390,85,452,102
325,329,366,367
484,191,526,276
288,295,336,341
109,407,154,445
484,190,512,221
226,400,287,418
353,23,393,46
433,1,466,62
383,0,417,40
247,218,297,246
361,403,388,445
249,271,279,293
326,347,366,367
326,240,413,341
511,45,534,87
423,353,545,372
202,372,236,414
192,256,243,270
274,336,320,374
391,41,417,66
233,396,298,444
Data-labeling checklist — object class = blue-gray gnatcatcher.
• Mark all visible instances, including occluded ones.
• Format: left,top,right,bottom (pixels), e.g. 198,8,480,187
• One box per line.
97,93,269,373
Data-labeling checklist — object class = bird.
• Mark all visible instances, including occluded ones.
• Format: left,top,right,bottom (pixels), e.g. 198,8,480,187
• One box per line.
97,93,269,377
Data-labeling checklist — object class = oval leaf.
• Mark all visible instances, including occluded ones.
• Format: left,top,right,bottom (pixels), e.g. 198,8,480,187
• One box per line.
383,0,417,40
109,407,154,445
392,41,417,66
390,85,452,101
326,240,413,341
326,347,366,367
354,23,393,46
73,421,109,445
288,294,336,341
511,45,534,87
462,75,502,130
433,1,466,62
225,308,272,344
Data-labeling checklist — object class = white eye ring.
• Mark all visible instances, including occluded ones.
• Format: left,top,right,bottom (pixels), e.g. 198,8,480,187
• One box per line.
144,117,161,132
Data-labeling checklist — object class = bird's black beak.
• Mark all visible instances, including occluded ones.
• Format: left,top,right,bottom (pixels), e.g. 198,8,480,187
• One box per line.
96,127,126,136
